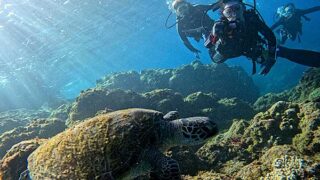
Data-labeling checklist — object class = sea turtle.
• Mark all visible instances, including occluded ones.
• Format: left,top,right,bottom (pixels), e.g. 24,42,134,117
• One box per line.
23,108,218,180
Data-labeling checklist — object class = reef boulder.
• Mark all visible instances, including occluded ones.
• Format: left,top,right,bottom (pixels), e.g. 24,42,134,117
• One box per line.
68,88,147,125
97,61,259,102
236,145,318,179
0,138,47,180
0,109,50,135
0,118,66,159
254,68,320,112
68,88,254,130
192,99,320,177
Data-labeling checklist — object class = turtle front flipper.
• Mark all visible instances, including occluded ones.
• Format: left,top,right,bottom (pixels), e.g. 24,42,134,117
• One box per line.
144,147,181,180
151,156,180,180
96,171,115,180
19,170,31,180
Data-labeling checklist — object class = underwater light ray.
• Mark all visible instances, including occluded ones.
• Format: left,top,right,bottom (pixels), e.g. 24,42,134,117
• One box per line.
1,0,171,100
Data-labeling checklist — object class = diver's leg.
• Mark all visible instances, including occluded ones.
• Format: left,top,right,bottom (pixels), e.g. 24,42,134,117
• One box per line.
277,46,320,67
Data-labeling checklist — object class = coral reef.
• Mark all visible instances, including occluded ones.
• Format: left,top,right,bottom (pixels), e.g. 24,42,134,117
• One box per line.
254,68,320,112
1,65,319,179
182,99,320,178
67,88,254,129
180,68,320,180
262,155,317,179
292,102,320,155
253,92,290,112
67,88,147,125
0,138,47,180
0,109,50,135
68,61,259,128
97,61,259,102
291,68,320,102
179,102,319,179
182,171,231,180
143,89,185,113
49,103,72,121
0,118,66,159
235,145,318,179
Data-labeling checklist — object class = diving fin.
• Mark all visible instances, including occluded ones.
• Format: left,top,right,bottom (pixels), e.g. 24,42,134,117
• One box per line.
277,46,320,67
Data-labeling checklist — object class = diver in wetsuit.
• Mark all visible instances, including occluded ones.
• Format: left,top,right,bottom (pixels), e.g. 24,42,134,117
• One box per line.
205,0,320,75
172,0,221,58
271,3,320,44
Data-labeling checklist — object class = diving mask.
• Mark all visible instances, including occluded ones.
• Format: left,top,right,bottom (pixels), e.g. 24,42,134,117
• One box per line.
222,2,244,21
174,2,190,17
277,4,295,19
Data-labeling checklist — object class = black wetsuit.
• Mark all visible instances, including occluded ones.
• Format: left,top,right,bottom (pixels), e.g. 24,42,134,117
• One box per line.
205,9,276,74
205,9,320,74
271,6,320,44
177,3,220,53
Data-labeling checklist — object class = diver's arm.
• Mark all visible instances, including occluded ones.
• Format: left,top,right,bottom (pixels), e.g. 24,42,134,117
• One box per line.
195,1,221,12
270,19,283,30
177,23,200,53
298,6,320,16
256,17,277,48
209,1,222,12
256,15,277,75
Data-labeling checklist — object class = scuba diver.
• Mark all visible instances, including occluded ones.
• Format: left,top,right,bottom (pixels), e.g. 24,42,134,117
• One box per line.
170,0,221,58
271,3,320,44
204,0,320,75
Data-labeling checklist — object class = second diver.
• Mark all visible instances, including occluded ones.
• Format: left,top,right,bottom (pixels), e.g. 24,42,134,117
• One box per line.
205,0,320,75
271,3,320,44
171,0,221,58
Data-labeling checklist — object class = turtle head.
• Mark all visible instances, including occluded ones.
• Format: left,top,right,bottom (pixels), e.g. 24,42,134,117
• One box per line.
160,117,218,148
178,117,218,145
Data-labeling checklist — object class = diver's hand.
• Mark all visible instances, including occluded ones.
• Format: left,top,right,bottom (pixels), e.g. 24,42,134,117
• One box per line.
193,49,201,59
192,48,201,54
260,57,276,75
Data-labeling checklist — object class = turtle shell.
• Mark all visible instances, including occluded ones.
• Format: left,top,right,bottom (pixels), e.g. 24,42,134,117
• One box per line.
27,108,163,179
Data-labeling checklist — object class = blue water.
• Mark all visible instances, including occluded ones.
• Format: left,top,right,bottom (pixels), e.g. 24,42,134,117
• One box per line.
0,0,319,109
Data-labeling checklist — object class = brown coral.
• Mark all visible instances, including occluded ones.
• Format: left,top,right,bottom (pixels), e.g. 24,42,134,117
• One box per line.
0,138,47,180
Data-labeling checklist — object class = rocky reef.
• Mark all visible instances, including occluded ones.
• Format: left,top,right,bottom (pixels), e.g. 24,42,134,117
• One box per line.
0,139,47,180
96,61,259,102
254,68,320,112
67,88,255,130
151,68,320,179
235,145,318,179
0,109,50,135
66,62,258,128
49,103,72,121
0,64,319,179
189,100,320,179
0,118,66,159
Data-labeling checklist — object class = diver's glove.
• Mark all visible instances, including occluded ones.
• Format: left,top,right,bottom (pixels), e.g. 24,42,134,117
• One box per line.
260,57,275,75
191,49,201,59
260,46,277,75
